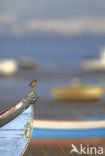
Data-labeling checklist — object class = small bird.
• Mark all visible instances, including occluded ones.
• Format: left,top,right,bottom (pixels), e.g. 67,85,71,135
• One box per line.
28,80,37,90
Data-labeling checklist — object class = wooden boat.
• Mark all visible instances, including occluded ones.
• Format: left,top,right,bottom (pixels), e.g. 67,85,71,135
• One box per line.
30,116,105,146
0,90,38,156
51,83,104,101
0,90,38,127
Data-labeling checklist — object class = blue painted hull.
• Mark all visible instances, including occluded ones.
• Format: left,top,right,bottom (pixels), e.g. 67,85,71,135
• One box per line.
32,127,105,139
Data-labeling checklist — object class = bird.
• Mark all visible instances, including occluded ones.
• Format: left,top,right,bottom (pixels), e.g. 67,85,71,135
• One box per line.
28,80,37,90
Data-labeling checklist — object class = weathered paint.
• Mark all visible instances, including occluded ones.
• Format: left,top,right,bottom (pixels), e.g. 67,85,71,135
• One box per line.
0,106,33,156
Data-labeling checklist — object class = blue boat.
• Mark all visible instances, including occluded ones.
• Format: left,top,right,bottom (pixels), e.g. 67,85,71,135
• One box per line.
0,90,38,156
31,116,105,146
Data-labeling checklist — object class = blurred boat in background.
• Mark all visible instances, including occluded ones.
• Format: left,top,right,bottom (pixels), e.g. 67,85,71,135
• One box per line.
19,58,37,70
83,46,105,71
0,58,38,77
0,59,18,76
30,116,105,146
51,79,104,101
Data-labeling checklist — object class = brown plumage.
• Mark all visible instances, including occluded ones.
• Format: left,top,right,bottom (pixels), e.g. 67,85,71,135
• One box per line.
28,80,37,89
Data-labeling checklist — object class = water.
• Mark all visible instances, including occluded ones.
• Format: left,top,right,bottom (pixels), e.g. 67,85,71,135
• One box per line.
0,34,105,119
0,34,105,71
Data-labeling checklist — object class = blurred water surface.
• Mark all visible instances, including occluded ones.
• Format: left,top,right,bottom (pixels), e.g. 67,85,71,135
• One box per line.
0,34,105,119
0,34,105,71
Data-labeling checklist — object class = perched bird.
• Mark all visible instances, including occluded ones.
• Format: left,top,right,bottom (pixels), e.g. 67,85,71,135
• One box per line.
28,80,37,90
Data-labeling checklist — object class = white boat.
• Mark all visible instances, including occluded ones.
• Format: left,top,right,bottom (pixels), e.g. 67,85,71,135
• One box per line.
30,116,105,146
0,59,18,75
82,46,105,71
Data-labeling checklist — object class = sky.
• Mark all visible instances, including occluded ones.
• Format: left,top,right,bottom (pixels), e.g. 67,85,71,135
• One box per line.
0,0,105,18
0,0,105,36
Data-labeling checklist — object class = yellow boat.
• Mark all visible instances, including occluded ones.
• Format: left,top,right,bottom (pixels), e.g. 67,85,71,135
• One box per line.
51,83,104,101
